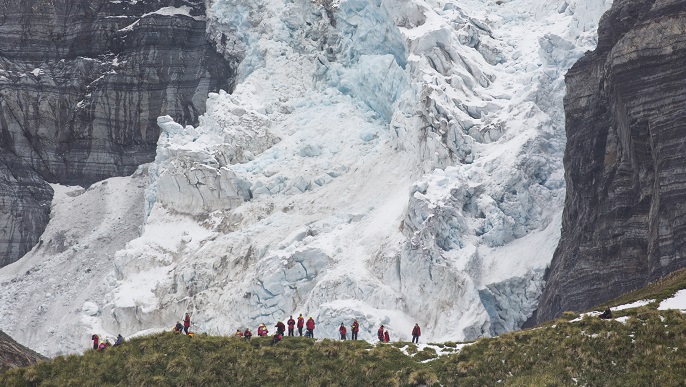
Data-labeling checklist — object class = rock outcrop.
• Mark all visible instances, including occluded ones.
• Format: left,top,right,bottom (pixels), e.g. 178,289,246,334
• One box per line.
533,0,686,323
0,329,44,372
0,0,234,267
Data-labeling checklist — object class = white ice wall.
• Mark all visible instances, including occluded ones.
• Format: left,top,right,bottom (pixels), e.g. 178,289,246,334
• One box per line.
0,0,612,356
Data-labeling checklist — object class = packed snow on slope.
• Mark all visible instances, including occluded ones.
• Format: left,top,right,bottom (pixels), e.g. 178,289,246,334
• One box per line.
0,0,612,356
659,290,686,312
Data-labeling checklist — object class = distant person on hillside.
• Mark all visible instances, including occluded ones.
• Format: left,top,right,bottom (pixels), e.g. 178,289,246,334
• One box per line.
275,321,286,336
377,325,384,341
174,321,183,333
411,324,421,344
351,320,359,340
297,314,305,336
258,324,269,337
114,334,124,346
384,329,390,343
235,330,243,338
271,332,283,346
306,316,316,338
183,313,191,334
244,328,252,340
599,308,612,319
91,334,99,350
339,323,347,340
287,316,296,336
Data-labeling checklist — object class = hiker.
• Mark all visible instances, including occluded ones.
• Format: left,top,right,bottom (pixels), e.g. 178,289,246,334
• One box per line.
377,325,384,341
384,329,390,343
91,334,99,350
306,316,315,338
235,330,243,338
599,307,612,319
114,334,124,346
258,323,269,337
183,313,191,334
98,339,108,351
174,321,183,333
339,323,347,340
297,314,305,336
271,332,283,346
304,330,312,338
412,324,421,344
275,321,286,336
287,316,296,336
244,328,252,340
351,320,359,340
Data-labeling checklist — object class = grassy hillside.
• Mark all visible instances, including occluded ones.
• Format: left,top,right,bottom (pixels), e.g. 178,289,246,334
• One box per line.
3,268,686,386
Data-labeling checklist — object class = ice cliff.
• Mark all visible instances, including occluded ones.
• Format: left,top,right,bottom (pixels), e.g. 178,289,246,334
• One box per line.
0,0,611,356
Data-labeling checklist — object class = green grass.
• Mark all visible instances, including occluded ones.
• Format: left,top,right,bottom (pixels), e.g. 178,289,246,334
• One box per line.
3,268,686,386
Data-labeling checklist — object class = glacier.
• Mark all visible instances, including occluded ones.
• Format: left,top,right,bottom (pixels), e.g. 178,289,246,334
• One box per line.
0,0,611,356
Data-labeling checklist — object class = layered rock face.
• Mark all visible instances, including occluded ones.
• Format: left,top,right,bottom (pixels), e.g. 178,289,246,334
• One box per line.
534,0,686,323
0,329,45,371
0,0,234,267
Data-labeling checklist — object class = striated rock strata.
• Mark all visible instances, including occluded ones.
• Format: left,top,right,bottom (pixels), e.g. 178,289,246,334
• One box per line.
0,329,45,372
0,0,234,267
533,0,686,323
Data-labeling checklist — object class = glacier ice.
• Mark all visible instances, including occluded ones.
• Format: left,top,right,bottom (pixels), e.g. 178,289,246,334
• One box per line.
0,0,613,356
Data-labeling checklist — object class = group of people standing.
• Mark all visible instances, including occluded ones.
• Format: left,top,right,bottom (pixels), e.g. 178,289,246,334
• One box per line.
93,311,424,351
235,314,317,345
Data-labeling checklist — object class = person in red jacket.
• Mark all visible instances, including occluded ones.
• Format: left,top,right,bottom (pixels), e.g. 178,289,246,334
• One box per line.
411,323,421,344
257,323,268,337
287,316,296,336
384,329,390,343
297,314,305,336
351,320,359,340
91,334,99,350
235,329,243,338
183,313,191,334
339,323,347,340
377,325,384,341
306,316,315,338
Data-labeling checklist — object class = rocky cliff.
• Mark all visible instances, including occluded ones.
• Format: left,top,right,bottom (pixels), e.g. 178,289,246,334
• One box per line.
0,329,44,372
533,0,686,323
0,0,234,267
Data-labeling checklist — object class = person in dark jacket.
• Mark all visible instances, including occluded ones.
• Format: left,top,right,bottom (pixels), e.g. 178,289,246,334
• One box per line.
411,323,421,344
297,314,305,336
351,320,359,340
287,316,296,336
599,308,612,319
174,321,183,333
377,325,384,341
306,316,315,338
244,328,252,340
339,323,347,340
114,334,124,346
275,321,286,336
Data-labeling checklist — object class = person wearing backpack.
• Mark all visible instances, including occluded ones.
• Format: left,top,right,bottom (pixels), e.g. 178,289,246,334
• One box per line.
411,323,421,344
351,320,359,340
297,314,305,336
183,313,191,334
339,323,347,340
306,316,315,338
287,316,296,336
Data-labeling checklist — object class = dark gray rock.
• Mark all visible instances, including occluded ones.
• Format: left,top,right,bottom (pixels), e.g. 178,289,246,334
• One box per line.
0,0,236,267
532,0,686,324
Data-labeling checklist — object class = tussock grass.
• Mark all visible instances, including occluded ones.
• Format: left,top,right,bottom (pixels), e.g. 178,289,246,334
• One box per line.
3,269,686,385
